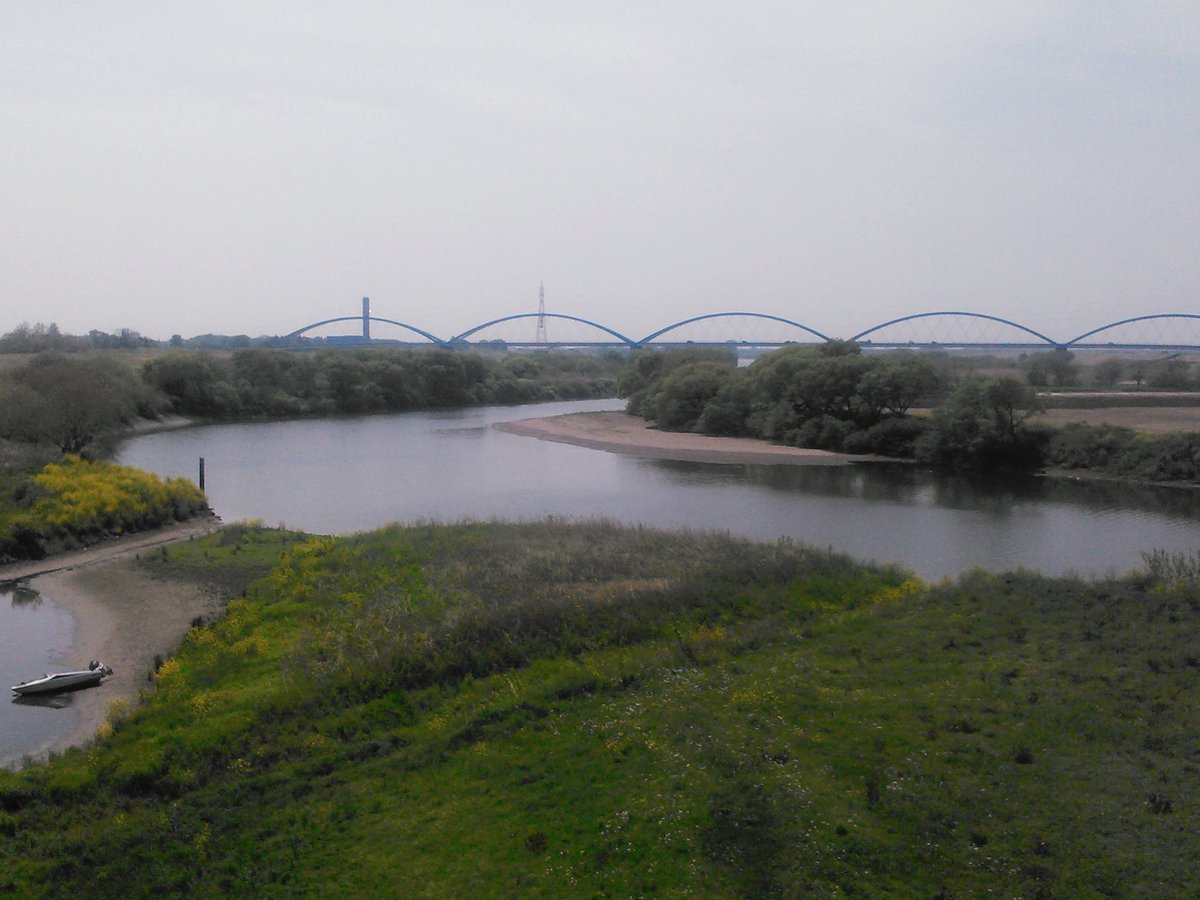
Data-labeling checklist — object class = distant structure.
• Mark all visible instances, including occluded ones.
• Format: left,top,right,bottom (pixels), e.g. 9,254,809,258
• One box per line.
535,282,548,344
283,302,1200,352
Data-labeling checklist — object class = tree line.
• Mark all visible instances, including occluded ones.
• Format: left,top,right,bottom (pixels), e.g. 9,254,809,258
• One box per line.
0,348,624,461
618,342,1046,468
140,347,622,418
4,340,1199,483
617,343,1200,478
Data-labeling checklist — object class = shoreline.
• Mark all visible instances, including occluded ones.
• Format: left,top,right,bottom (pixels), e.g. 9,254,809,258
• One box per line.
2,516,222,768
0,515,221,582
129,414,198,435
502,409,1200,491
495,410,899,466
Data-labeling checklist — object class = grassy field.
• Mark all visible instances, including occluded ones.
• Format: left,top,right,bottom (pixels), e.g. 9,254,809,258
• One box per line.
1036,404,1200,434
0,521,1196,896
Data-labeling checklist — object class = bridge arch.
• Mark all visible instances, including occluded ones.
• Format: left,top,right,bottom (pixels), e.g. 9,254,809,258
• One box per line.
637,313,830,346
1065,314,1200,347
284,316,447,346
449,313,636,346
851,311,1060,347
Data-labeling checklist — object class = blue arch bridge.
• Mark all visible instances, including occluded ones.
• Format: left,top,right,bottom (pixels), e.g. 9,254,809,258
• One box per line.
279,299,1200,352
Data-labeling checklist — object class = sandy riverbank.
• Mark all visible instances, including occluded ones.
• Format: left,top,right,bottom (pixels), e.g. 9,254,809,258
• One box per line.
2,517,221,767
495,410,897,466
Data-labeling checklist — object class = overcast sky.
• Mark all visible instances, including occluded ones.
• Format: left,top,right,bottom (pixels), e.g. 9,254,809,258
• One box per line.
1,3,1197,344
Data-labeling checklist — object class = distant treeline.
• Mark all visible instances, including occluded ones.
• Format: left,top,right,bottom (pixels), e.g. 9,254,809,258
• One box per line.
618,343,1200,482
0,322,286,353
0,321,579,354
0,322,158,353
140,347,622,418
0,348,623,463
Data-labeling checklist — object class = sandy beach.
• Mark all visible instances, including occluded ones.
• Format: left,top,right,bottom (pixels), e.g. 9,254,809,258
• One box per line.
495,410,895,466
2,517,222,766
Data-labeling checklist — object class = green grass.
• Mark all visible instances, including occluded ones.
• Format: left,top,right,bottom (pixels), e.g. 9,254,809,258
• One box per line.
0,522,1196,896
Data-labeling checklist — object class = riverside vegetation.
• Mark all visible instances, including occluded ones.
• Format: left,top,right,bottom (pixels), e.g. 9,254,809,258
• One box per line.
0,346,621,557
0,457,208,562
0,345,623,452
5,336,1200,483
0,521,1196,896
619,343,1200,482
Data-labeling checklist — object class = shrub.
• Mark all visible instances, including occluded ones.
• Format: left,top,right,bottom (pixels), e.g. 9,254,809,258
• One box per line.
0,457,208,561
842,416,930,456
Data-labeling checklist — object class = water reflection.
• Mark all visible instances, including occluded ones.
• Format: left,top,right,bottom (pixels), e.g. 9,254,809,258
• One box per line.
115,398,1200,580
653,459,1048,516
11,694,74,710
1,581,42,608
689,458,1200,522
0,578,78,770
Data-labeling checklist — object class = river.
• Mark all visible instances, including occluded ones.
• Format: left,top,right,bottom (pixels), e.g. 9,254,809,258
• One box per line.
6,397,1200,764
114,398,1200,579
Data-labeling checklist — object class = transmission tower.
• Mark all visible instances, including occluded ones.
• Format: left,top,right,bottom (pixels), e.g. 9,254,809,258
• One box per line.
535,282,548,344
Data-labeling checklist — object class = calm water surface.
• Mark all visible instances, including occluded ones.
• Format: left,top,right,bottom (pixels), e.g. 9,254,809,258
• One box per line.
1,581,79,766
7,398,1200,764
116,398,1200,578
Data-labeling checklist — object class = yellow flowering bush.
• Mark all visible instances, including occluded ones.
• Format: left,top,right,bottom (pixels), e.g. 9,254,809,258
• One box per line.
870,578,925,606
0,456,208,560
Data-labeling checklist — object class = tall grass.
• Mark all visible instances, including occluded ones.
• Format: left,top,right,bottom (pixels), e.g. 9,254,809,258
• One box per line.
0,522,1196,896
1142,547,1200,583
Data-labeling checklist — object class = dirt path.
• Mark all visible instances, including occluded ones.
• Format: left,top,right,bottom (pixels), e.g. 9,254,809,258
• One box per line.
0,516,221,582
2,516,223,766
495,411,897,466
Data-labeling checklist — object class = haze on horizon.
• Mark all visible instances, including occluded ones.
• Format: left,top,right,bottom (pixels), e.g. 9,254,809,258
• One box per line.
1,3,1197,344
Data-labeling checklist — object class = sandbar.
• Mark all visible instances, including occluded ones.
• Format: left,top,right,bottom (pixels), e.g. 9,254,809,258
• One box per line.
495,410,895,466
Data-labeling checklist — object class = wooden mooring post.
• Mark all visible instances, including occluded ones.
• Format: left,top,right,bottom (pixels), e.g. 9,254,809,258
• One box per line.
199,457,205,492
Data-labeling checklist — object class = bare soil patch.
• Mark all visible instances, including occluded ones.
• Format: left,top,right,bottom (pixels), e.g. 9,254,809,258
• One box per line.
1035,406,1200,434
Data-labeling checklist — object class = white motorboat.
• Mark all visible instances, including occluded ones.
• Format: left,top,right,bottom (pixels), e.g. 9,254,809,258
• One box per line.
11,660,113,696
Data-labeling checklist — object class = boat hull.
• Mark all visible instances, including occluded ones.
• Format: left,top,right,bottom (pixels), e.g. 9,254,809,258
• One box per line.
11,663,112,696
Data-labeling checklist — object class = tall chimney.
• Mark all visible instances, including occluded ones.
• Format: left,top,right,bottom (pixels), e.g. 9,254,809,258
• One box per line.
362,296,371,340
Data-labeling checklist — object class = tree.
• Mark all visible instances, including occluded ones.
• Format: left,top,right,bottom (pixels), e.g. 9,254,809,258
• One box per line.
742,343,936,444
1,354,151,453
856,354,945,419
1090,358,1123,388
1148,358,1192,390
1128,361,1148,387
616,351,666,417
742,344,873,438
142,353,238,416
695,377,754,436
0,322,81,353
618,348,734,420
985,376,1043,442
915,376,1044,469
653,361,736,431
1023,349,1078,388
